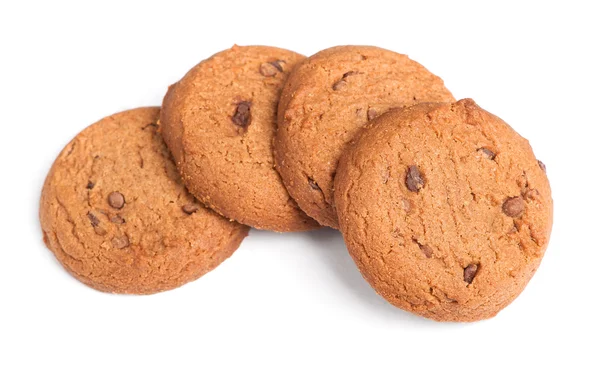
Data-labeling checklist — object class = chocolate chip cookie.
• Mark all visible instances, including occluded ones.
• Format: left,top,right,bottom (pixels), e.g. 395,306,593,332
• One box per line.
334,99,553,322
40,108,249,294
160,45,320,232
275,45,455,228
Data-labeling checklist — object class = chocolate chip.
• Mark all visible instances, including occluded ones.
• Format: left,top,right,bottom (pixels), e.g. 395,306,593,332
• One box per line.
478,148,496,160
232,101,252,130
182,204,200,214
332,71,358,90
405,165,425,193
88,211,106,235
332,80,347,91
259,62,278,77
270,60,285,72
503,197,525,218
107,192,125,209
367,108,378,121
538,160,546,172
413,239,433,258
260,60,285,76
420,245,433,258
308,177,321,191
464,264,478,284
142,122,158,130
112,236,129,249
86,181,95,190
110,215,125,224
87,212,100,227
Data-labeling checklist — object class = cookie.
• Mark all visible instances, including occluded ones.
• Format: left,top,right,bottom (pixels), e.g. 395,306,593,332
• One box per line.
275,45,455,228
334,99,553,322
40,108,249,294
160,45,320,232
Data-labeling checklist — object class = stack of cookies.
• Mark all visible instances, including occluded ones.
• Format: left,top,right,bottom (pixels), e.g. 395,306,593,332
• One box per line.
40,45,552,322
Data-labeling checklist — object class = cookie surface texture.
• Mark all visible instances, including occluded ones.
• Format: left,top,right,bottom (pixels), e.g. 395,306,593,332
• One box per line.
276,45,455,228
40,107,249,294
334,99,553,322
161,45,319,232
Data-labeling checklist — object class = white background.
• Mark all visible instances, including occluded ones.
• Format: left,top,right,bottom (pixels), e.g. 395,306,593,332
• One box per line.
1,1,598,380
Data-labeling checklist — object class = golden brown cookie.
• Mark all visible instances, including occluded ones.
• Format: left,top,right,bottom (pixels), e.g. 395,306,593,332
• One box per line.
335,99,553,322
160,45,319,232
275,45,455,228
40,108,249,294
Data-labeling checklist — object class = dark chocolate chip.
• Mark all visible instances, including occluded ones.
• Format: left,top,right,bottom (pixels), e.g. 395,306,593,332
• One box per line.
142,122,158,130
308,177,321,191
87,212,100,227
112,236,129,249
107,192,125,209
270,60,285,72
342,71,359,79
332,80,347,91
478,148,496,160
405,165,425,193
420,244,433,258
110,215,125,224
502,197,525,218
182,204,200,214
538,160,546,172
260,60,285,76
259,62,278,77
86,181,95,190
332,71,359,91
464,264,478,284
413,239,433,258
89,211,107,234
232,101,252,130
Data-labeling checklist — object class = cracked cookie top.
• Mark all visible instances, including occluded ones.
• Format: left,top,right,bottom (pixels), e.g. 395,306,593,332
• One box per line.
334,99,553,322
160,45,319,232
39,107,249,294
275,45,455,228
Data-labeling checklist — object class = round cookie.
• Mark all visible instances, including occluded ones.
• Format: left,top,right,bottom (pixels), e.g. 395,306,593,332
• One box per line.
160,45,319,232
334,99,553,322
40,108,249,294
275,45,456,228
